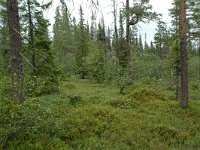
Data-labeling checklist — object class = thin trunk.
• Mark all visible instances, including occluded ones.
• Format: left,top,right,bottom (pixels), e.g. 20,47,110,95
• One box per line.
175,0,179,100
27,0,35,68
7,0,25,102
126,0,131,72
179,0,188,108
199,38,200,81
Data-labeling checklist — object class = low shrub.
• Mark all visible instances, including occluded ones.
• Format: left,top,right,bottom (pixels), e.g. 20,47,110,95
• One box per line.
107,99,138,109
189,82,199,90
126,85,166,102
0,76,11,98
25,75,60,97
150,124,192,145
67,95,84,106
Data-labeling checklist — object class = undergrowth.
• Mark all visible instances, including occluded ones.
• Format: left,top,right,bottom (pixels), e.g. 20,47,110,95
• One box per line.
0,77,200,149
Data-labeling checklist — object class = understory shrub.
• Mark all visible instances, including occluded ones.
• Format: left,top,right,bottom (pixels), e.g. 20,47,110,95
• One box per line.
25,75,60,97
126,85,166,102
107,99,138,109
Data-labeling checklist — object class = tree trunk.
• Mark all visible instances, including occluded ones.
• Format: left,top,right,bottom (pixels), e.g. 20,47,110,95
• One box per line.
175,0,179,100
199,37,200,81
7,0,25,102
126,0,131,73
179,0,188,108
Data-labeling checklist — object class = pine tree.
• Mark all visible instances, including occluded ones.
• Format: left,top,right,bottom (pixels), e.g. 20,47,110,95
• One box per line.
179,0,188,108
125,0,131,73
169,0,180,100
111,0,119,65
188,0,200,40
139,34,143,51
118,11,126,68
144,33,149,50
90,11,97,40
75,6,89,79
19,0,52,69
169,0,179,38
154,20,170,59
53,6,62,63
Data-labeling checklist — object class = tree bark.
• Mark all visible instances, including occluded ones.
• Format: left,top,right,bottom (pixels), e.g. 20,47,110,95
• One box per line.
126,0,132,73
179,0,188,108
7,0,25,102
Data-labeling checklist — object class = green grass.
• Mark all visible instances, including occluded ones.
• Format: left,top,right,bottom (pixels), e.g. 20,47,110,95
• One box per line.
0,77,200,149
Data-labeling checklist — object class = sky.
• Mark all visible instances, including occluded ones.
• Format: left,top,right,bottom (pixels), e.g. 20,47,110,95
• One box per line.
43,0,173,43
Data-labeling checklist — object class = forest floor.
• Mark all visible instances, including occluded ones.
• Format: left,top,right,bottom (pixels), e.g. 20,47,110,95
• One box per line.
1,77,200,149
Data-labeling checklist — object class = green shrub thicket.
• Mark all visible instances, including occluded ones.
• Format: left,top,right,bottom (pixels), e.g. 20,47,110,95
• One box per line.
0,78,200,149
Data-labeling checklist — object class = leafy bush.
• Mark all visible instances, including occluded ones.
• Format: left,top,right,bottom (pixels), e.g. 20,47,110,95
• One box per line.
0,76,11,98
189,82,199,90
115,68,133,94
126,85,166,102
150,124,191,145
25,75,60,97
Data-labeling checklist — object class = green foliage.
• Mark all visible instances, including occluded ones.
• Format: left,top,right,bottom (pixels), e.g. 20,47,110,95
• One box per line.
74,6,90,79
85,42,105,82
116,68,132,94
0,0,9,74
126,85,166,102
107,98,138,109
1,78,200,149
188,56,199,80
0,76,11,99
67,95,83,106
25,75,60,97
164,40,180,78
132,54,164,80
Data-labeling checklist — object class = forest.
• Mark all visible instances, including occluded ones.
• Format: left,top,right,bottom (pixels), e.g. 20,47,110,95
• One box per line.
0,0,200,149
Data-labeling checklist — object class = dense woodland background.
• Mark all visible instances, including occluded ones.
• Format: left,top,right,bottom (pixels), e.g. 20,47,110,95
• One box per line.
0,0,200,149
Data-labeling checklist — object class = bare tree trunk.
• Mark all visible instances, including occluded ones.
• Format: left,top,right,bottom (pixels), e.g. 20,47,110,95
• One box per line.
199,38,200,81
126,0,131,73
7,0,25,102
179,0,188,108
27,0,35,68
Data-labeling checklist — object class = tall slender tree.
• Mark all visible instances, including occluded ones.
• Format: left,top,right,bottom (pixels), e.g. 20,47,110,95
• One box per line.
169,0,180,100
111,0,119,65
179,0,188,108
125,0,132,73
6,0,25,102
27,0,35,68
75,6,89,79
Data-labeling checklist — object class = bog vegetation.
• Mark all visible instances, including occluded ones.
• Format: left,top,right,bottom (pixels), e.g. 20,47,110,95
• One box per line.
0,0,200,149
